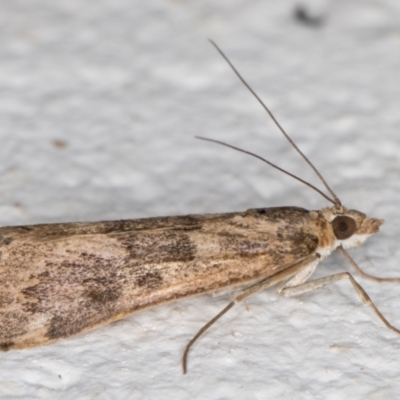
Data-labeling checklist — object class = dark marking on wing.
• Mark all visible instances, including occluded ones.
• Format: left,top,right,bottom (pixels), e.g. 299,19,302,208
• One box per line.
0,342,14,351
0,213,236,243
137,270,163,288
115,231,196,264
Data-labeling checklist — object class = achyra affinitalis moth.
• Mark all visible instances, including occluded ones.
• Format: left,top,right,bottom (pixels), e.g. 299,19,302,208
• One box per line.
0,41,398,375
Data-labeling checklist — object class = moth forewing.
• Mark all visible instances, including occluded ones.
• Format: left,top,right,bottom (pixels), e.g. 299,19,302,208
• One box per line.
0,207,327,350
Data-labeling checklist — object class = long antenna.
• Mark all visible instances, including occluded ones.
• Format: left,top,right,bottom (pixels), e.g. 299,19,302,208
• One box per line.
209,39,341,207
196,136,336,205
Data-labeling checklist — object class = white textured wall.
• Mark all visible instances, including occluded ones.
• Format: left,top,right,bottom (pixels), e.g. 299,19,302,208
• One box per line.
1,1,400,399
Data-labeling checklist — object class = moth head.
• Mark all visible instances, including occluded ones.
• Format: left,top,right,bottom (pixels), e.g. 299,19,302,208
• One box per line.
328,208,384,249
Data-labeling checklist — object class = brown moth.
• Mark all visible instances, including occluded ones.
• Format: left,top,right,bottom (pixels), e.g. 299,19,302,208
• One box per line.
0,41,399,375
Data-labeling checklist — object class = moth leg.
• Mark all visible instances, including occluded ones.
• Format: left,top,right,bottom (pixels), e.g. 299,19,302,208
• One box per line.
279,271,400,335
276,257,319,293
337,246,400,283
234,253,320,302
182,301,235,374
182,253,320,374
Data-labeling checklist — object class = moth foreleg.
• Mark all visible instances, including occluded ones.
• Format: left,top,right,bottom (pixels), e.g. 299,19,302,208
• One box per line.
279,271,400,335
337,246,400,283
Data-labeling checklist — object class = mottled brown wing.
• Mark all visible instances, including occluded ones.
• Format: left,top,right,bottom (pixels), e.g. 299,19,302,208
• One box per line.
0,207,318,349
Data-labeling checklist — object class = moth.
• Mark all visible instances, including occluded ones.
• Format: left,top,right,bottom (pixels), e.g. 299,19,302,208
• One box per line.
0,41,398,375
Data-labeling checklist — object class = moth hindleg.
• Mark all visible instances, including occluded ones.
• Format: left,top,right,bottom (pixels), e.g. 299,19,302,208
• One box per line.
182,253,320,374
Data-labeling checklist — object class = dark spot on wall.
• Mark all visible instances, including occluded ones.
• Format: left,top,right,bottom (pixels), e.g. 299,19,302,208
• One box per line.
294,5,325,27
52,139,68,149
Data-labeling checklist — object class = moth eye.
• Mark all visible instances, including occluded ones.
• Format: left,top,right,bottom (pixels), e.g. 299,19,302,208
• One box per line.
332,215,356,240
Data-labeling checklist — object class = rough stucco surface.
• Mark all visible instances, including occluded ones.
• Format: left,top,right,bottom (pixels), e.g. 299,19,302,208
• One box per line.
0,0,400,398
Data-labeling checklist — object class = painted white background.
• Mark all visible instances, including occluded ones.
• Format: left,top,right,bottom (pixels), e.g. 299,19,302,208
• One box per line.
1,0,400,398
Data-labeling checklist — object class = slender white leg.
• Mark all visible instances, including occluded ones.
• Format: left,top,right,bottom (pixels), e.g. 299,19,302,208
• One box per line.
279,271,400,335
233,253,320,302
279,272,350,297
276,257,320,293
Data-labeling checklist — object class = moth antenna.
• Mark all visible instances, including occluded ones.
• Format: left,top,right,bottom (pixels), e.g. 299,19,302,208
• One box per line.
196,136,336,205
209,39,341,207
